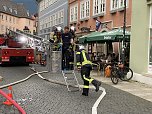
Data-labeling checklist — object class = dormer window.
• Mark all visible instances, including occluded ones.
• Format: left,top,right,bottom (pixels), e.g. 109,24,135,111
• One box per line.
27,11,29,16
3,6,7,11
9,8,12,13
14,10,17,14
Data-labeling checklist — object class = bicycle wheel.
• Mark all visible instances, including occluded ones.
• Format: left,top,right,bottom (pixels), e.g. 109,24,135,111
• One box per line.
120,66,133,81
111,69,119,84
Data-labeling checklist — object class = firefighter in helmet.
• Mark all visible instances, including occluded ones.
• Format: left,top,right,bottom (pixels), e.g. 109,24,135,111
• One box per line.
76,45,101,96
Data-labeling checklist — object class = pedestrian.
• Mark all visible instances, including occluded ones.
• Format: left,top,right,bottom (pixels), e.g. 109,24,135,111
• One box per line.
61,26,73,70
76,45,101,96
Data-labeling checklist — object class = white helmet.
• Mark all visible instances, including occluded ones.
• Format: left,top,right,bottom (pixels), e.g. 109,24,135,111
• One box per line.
79,45,85,50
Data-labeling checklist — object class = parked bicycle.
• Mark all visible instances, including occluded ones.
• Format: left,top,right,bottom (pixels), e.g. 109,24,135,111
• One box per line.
110,62,133,84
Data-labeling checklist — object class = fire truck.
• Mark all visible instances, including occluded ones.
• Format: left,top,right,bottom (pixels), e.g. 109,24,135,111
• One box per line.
16,29,47,66
0,30,35,65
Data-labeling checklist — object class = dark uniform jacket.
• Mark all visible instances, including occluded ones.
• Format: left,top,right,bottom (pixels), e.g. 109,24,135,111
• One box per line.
76,49,92,68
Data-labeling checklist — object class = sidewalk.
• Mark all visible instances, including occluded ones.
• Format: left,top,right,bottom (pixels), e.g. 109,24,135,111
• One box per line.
92,72,152,102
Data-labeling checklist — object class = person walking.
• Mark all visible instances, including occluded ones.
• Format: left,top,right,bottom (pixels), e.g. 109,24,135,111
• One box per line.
76,45,101,96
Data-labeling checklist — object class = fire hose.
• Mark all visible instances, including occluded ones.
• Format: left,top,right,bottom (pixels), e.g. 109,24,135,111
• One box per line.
0,67,106,114
0,71,48,114
0,89,26,114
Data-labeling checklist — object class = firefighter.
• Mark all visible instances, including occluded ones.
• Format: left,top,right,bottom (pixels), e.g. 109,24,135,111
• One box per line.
61,26,73,70
76,45,101,96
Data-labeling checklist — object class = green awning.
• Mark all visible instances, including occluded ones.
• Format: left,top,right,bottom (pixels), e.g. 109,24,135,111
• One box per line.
79,29,131,43
79,31,101,43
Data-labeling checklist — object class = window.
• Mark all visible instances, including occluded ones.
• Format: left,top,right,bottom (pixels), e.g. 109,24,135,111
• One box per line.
93,0,106,16
3,6,7,11
46,17,49,27
1,25,4,32
111,0,128,11
55,13,58,25
1,14,4,20
70,4,78,22
70,8,74,22
13,27,15,31
6,15,7,21
45,0,49,8
9,16,12,23
50,15,53,27
39,20,43,30
9,8,12,12
80,3,85,19
13,17,15,24
49,0,52,6
40,1,43,11
58,11,62,24
27,11,30,16
119,0,128,8
111,0,118,10
29,20,31,26
80,0,90,19
53,14,55,26
61,10,64,23
14,10,17,14
86,1,89,17
40,1,45,11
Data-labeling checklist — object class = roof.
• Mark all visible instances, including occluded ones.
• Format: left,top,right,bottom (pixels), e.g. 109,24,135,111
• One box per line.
0,0,32,19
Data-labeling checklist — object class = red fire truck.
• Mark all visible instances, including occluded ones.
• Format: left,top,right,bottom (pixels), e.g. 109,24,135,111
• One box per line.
0,31,34,65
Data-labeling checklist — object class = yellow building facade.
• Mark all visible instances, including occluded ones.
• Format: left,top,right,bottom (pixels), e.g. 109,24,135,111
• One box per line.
0,0,36,34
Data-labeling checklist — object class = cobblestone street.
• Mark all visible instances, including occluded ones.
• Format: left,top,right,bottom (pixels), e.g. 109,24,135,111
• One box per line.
0,65,152,114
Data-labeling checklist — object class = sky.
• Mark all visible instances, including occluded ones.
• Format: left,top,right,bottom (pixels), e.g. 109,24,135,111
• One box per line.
12,0,38,14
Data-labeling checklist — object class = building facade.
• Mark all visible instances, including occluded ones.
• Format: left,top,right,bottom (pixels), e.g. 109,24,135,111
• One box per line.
37,0,68,40
0,0,36,34
69,0,132,57
69,0,132,34
130,0,152,74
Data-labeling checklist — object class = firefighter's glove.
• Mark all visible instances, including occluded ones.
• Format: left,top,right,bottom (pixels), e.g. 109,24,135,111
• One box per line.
77,66,81,71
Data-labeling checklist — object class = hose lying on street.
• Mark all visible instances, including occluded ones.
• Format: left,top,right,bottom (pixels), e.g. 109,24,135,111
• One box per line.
30,67,79,88
0,71,48,89
0,66,106,114
30,67,106,114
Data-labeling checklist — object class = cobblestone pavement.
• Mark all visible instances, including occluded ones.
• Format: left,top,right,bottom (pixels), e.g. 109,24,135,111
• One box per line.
92,72,152,102
0,64,152,114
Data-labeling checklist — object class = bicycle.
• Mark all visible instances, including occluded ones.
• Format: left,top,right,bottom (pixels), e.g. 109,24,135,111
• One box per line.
110,62,133,84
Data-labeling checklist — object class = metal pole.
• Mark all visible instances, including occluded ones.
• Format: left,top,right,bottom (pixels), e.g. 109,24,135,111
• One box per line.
122,0,127,64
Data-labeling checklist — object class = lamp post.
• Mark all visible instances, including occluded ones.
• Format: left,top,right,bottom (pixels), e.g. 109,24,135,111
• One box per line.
122,0,127,64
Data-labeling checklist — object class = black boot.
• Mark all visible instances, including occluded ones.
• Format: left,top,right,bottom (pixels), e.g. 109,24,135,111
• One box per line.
82,88,89,96
92,80,101,92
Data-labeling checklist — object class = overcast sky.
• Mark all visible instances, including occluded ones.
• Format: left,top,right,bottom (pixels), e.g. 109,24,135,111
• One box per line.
12,0,38,14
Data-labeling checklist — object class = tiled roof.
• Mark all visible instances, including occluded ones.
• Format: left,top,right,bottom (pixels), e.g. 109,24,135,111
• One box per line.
0,0,32,19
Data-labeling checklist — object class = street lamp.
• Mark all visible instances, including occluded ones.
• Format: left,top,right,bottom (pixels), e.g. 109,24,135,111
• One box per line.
122,0,127,64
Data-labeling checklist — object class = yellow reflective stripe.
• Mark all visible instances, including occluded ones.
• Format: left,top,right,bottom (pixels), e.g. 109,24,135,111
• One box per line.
82,50,92,65
83,85,89,88
77,62,81,65
82,61,92,66
83,75,94,83
76,52,80,54
69,62,74,64
82,50,87,61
